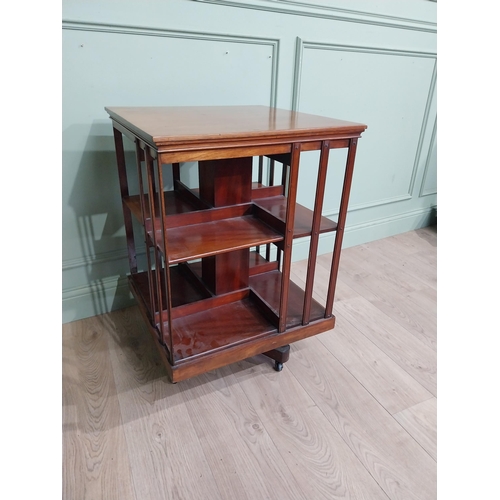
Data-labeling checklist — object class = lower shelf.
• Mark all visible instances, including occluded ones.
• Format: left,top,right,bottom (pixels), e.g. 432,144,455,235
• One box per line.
128,263,334,382
168,296,276,362
133,289,335,383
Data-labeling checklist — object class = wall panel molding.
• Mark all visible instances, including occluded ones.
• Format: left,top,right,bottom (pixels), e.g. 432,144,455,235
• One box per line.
191,0,437,33
63,248,130,272
323,194,412,219
292,38,436,111
293,38,437,212
62,20,280,107
419,116,437,197
409,61,437,197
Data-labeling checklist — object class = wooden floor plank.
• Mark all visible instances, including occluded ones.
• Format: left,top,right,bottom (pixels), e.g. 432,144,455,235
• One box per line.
290,267,433,415
180,366,306,500
62,317,136,500
317,317,433,415
366,226,436,258
104,309,221,500
331,248,437,352
335,245,429,298
369,289,437,352
291,253,360,304
287,337,437,500
394,398,437,461
335,296,437,396
231,356,390,500
365,241,437,291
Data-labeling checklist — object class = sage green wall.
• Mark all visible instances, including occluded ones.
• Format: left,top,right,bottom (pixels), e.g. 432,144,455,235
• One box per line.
62,0,437,323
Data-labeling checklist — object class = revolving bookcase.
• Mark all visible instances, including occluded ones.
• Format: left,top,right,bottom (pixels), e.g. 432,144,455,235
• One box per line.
106,105,366,382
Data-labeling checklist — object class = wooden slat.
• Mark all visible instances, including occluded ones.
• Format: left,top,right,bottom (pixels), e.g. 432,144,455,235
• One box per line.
113,127,137,273
302,140,330,325
325,138,358,316
278,143,301,332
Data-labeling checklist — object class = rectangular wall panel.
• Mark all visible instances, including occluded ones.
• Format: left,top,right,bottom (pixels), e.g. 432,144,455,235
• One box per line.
294,41,436,213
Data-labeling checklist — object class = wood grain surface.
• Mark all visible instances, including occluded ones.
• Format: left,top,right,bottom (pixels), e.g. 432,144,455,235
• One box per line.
63,226,437,500
394,397,437,461
105,106,367,149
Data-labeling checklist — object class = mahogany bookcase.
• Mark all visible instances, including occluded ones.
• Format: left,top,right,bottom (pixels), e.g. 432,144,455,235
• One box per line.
105,105,366,383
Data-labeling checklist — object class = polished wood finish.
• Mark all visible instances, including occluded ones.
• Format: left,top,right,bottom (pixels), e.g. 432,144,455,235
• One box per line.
105,105,366,151
202,249,249,295
199,157,252,207
158,216,283,264
106,105,366,382
253,195,337,238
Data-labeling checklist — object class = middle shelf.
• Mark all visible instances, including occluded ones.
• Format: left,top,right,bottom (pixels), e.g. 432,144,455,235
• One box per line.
124,187,337,263
154,216,283,264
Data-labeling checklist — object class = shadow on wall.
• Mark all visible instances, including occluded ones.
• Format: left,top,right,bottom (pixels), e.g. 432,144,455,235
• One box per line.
64,120,142,319
63,119,202,321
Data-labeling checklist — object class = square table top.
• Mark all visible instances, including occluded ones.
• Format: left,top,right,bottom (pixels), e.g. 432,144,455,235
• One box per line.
105,105,367,151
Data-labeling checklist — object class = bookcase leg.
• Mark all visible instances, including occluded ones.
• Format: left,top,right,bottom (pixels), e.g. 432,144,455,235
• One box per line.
263,345,290,371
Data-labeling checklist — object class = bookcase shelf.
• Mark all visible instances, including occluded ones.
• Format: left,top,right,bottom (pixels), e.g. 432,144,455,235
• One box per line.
153,216,283,264
107,105,366,382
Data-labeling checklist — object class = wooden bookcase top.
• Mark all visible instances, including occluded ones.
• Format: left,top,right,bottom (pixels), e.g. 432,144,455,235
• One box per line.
105,105,367,150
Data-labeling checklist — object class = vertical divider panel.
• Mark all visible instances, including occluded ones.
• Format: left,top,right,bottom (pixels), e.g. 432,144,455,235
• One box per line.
302,140,330,325
325,138,359,317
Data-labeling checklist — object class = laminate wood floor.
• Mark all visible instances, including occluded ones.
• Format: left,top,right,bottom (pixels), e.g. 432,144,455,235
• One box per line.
62,226,437,500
